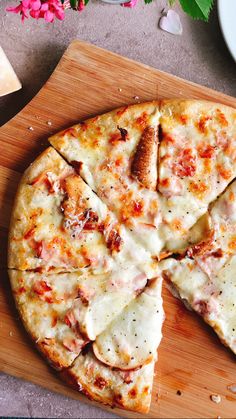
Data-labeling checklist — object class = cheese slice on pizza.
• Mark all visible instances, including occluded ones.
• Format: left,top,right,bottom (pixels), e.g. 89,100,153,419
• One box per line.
158,100,236,252
160,180,236,354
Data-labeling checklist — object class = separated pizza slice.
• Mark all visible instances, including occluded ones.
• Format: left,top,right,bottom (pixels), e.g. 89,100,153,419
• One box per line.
61,276,164,413
160,180,236,354
158,99,236,252
8,147,156,276
9,266,148,369
49,103,167,256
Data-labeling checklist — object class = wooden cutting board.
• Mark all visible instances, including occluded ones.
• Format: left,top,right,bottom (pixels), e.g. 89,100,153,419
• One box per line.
0,40,235,419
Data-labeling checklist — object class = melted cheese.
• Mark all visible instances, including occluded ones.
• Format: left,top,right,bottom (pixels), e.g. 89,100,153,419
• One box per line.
93,277,164,369
66,266,148,340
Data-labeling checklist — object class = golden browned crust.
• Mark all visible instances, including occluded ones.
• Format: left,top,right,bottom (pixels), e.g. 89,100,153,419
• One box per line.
36,339,75,370
131,126,158,190
159,99,236,118
49,101,160,147
60,354,152,413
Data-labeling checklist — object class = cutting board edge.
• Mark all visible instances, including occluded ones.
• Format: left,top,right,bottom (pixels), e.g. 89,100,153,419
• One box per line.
1,38,236,134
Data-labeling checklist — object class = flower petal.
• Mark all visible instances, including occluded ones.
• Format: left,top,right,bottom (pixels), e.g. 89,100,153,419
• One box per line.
30,9,41,18
44,9,54,22
6,5,22,13
40,3,49,11
31,0,42,11
121,0,137,7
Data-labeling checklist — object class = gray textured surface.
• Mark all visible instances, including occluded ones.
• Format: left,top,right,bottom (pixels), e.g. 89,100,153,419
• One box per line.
0,0,235,417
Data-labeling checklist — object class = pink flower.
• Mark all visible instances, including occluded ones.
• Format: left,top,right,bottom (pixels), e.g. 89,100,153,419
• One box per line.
7,0,65,22
121,0,138,7
78,0,85,12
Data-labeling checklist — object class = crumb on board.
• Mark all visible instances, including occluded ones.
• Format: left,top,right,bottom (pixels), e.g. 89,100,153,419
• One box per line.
28,126,34,131
9,331,13,337
227,383,236,393
176,390,182,396
47,120,52,126
210,394,221,404
118,88,122,92
133,95,140,100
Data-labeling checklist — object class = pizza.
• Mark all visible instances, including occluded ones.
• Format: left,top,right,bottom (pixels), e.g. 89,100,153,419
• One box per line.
8,99,236,413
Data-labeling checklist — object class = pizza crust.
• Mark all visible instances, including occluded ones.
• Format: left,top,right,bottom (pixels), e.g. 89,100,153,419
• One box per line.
60,350,155,413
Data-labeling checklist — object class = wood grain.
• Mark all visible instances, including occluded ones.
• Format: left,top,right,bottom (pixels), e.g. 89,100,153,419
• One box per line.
0,40,235,419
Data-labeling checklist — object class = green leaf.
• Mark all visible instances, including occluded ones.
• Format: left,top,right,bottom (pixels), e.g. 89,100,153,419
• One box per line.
84,0,89,5
144,0,153,4
70,0,78,9
168,0,176,6
179,0,214,21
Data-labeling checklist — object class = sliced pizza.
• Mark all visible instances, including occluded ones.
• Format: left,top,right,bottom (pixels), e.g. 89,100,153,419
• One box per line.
8,99,236,415
8,147,156,276
9,266,148,369
160,180,236,354
158,99,236,252
49,103,167,256
61,350,155,413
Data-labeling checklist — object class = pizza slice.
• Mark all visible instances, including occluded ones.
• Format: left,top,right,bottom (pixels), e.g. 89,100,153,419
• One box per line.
62,350,155,413
8,147,156,276
160,180,236,354
61,276,164,413
9,266,148,369
61,350,155,413
158,99,236,252
49,103,167,256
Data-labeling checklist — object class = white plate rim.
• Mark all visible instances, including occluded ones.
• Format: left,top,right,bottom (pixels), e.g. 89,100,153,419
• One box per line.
217,0,236,62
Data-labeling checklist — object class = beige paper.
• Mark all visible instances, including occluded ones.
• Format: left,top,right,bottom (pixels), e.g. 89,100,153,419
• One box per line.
0,46,22,97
